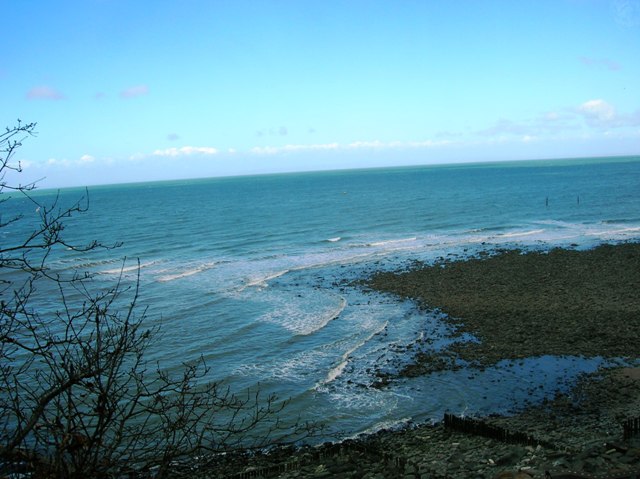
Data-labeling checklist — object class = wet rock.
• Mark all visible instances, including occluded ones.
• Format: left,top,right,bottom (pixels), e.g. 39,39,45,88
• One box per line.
367,243,640,370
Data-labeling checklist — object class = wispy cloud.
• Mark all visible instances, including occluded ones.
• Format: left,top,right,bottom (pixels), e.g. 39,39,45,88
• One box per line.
478,119,530,137
250,143,339,155
256,126,289,137
26,85,65,100
120,84,149,99
345,140,450,149
478,99,640,142
250,139,451,155
612,0,640,27
579,56,621,71
152,146,219,157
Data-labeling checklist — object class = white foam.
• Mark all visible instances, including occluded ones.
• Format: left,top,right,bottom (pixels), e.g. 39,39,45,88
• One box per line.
235,253,375,293
587,226,640,237
298,296,347,336
156,262,217,282
234,350,329,382
101,260,157,275
327,237,341,242
315,320,389,389
496,229,545,238
241,269,290,289
367,237,417,247
259,293,347,336
346,417,412,440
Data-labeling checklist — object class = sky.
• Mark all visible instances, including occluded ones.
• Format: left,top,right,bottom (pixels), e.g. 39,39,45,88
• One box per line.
2,0,640,188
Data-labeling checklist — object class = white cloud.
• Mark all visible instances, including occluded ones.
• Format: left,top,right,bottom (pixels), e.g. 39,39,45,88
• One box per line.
46,158,70,167
478,100,639,142
578,99,616,123
40,155,96,167
347,140,386,149
152,146,219,157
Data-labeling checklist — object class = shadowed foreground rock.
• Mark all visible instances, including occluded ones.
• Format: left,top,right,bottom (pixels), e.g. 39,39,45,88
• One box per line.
183,367,640,478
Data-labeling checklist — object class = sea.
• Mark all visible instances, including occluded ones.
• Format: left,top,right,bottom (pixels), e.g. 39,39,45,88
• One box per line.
4,156,640,443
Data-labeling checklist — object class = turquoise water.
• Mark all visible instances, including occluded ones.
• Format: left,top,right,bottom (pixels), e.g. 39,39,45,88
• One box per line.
4,157,640,441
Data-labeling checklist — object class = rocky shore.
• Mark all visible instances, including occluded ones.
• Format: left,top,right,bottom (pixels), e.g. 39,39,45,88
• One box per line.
191,368,640,479
368,242,640,371
189,242,640,479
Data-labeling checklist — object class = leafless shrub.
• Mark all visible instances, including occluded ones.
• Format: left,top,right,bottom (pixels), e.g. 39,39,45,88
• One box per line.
0,121,316,478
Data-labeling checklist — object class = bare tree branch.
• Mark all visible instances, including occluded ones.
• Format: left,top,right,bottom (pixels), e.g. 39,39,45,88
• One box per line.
1,121,316,478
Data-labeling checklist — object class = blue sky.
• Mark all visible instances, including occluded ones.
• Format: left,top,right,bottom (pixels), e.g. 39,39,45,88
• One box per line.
3,0,640,188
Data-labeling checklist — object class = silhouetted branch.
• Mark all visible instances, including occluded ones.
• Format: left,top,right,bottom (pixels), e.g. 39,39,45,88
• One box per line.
1,121,316,478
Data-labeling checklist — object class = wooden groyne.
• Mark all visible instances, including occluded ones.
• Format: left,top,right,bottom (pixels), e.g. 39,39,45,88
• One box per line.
443,412,556,449
623,416,640,440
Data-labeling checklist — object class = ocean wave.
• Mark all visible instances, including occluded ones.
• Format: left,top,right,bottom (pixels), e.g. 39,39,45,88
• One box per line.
586,225,640,237
156,262,217,282
53,257,122,273
234,350,328,382
101,260,158,275
346,417,412,440
464,226,507,235
366,237,417,247
326,237,342,242
315,320,389,389
602,218,640,224
258,292,347,336
533,219,581,229
234,254,375,292
297,296,347,336
240,269,290,289
495,229,545,238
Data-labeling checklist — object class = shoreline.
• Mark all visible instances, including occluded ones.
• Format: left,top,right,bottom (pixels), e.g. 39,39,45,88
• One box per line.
191,365,640,478
195,242,640,478
367,242,640,375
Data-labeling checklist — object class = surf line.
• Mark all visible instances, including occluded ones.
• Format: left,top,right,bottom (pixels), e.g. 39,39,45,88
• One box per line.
156,262,217,282
313,320,389,390
297,295,347,336
238,269,290,291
